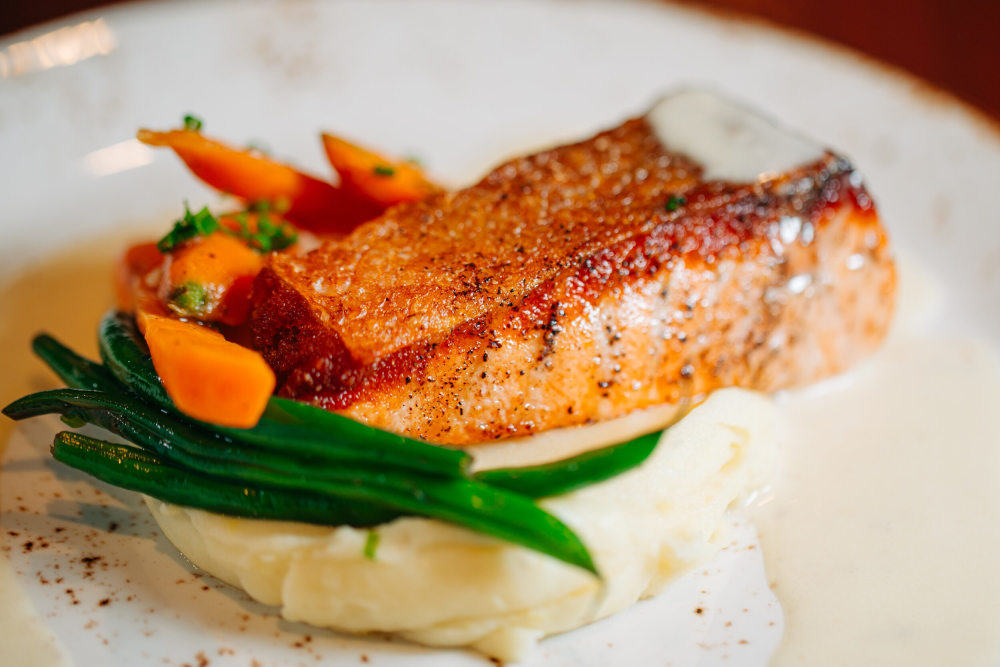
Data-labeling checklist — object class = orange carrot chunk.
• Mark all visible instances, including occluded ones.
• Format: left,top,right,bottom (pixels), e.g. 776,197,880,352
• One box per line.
114,242,169,317
140,313,276,429
137,128,382,235
321,133,441,208
160,232,265,326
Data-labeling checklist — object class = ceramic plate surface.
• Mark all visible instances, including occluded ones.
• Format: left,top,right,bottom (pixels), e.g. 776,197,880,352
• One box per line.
1,1,999,665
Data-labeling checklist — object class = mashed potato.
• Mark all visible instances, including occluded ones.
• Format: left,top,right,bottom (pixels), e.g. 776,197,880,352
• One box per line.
146,388,775,661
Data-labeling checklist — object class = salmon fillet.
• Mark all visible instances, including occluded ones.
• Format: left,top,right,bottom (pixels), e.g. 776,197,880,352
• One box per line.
250,106,895,445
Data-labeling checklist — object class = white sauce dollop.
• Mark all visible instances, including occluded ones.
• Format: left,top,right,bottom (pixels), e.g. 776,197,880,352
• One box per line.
646,90,826,182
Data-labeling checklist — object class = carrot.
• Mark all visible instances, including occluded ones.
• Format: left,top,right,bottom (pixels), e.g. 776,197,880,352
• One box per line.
114,242,169,317
137,128,382,234
161,231,264,326
321,133,441,208
139,313,276,429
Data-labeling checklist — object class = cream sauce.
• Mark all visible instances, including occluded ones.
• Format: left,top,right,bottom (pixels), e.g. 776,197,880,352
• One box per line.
754,261,1000,665
0,561,72,667
646,90,825,182
0,236,125,667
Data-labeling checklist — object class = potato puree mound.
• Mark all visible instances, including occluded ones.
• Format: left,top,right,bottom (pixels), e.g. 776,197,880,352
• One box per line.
146,389,776,661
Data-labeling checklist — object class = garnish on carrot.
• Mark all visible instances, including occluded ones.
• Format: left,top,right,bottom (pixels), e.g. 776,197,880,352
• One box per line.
158,204,299,255
131,205,297,325
138,313,276,429
156,204,222,253
321,133,441,208
137,126,382,234
161,231,264,325
219,207,298,254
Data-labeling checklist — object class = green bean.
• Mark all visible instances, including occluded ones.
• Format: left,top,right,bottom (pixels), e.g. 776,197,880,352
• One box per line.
98,310,172,406
237,397,470,475
51,432,399,526
7,387,431,473
479,402,689,497
10,379,669,501
32,334,117,391
10,388,596,573
477,430,662,497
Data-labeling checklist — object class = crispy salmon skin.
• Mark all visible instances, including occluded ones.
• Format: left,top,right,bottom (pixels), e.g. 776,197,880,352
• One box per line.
251,99,895,445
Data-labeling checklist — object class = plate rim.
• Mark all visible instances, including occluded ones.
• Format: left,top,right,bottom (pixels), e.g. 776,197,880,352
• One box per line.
3,0,997,146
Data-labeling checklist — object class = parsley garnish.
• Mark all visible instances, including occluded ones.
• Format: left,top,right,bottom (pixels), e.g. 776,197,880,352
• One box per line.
372,164,396,177
156,203,298,254
157,204,220,252
169,282,209,315
243,211,297,253
182,114,203,132
363,530,380,560
665,195,686,212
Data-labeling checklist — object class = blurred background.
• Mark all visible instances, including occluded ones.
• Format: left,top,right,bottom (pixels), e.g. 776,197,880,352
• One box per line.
2,0,998,122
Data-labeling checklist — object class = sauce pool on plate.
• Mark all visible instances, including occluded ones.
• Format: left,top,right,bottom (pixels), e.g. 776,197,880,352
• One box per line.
753,260,1000,666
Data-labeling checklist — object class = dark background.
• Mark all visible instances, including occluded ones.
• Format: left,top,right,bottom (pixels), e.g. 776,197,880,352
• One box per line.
3,0,999,123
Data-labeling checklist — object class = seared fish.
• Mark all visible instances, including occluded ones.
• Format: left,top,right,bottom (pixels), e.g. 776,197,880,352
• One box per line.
251,92,895,445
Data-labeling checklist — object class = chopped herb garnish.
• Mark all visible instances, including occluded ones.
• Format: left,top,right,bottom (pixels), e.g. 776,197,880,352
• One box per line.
169,282,209,315
247,212,297,253
373,165,396,177
363,530,380,560
665,195,686,212
157,204,220,252
157,203,297,255
182,114,203,132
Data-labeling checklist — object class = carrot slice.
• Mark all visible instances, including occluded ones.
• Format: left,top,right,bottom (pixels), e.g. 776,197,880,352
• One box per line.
140,313,276,429
161,232,264,325
137,128,382,234
321,133,440,208
114,242,169,316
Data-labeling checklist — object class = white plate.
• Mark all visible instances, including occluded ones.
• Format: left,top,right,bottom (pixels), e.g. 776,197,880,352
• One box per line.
1,1,998,665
